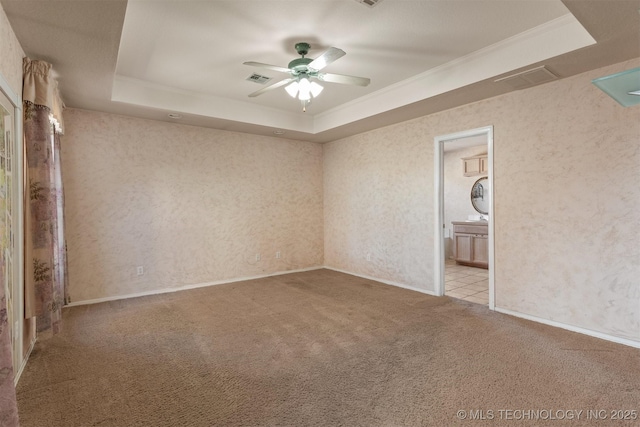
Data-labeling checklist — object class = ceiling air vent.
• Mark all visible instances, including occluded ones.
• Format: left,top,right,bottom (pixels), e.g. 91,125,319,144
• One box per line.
246,74,272,84
355,0,383,8
494,66,558,90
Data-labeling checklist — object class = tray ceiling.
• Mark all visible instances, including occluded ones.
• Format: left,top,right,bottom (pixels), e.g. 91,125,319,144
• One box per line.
2,0,639,142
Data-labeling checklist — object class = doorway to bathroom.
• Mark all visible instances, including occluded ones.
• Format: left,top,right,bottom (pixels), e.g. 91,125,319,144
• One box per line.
434,126,494,309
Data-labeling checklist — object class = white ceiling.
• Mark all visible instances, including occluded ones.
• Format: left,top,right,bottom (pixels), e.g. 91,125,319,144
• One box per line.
2,0,639,143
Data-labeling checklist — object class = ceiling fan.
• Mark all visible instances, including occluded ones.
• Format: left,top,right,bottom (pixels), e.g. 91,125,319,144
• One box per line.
244,42,370,111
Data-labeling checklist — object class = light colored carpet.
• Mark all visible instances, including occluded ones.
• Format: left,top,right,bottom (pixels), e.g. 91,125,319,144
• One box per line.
16,269,640,426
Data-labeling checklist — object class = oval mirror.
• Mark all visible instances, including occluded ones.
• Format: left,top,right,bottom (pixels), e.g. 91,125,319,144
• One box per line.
470,176,489,215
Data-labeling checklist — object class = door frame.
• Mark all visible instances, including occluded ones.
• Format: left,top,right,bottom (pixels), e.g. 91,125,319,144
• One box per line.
0,72,25,383
433,126,495,310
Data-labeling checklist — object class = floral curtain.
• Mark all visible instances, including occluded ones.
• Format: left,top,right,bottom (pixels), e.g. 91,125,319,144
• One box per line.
23,57,66,335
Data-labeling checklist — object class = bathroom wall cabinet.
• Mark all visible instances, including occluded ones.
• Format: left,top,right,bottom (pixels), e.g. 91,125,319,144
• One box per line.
462,154,488,177
452,221,488,269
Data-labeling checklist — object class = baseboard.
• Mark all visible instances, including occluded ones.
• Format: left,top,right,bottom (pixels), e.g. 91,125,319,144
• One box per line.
323,266,640,349
323,266,438,297
66,266,325,307
494,307,640,349
64,265,640,350
14,336,36,386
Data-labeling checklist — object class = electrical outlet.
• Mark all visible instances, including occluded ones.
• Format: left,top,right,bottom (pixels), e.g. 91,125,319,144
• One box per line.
256,253,261,262
276,251,281,259
136,266,144,276
366,253,371,262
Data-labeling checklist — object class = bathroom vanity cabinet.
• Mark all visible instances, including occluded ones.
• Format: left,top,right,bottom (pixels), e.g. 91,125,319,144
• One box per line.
452,221,488,269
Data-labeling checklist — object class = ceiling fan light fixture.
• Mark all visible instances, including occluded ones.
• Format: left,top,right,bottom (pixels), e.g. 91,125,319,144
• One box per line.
287,77,323,111
285,81,299,98
592,67,640,107
298,77,312,101
288,77,323,102
310,81,324,98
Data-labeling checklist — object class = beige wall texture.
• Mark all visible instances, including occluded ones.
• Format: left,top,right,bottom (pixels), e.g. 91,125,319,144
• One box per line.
323,127,432,287
62,109,324,302
0,3,23,96
324,58,640,342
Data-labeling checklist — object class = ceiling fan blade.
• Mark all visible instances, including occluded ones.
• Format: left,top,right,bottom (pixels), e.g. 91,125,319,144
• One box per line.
243,61,291,74
317,72,370,87
248,78,295,97
308,47,346,71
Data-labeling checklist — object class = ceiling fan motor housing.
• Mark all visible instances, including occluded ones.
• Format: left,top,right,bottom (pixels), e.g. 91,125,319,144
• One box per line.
288,42,317,77
288,57,314,75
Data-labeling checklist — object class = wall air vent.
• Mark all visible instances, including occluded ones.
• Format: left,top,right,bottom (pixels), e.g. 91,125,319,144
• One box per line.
355,0,383,8
246,74,272,84
494,66,558,90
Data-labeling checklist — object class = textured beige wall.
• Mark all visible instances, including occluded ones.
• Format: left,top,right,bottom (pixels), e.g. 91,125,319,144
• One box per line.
0,3,24,96
444,145,487,259
324,58,640,342
494,59,640,341
62,109,324,302
324,127,432,287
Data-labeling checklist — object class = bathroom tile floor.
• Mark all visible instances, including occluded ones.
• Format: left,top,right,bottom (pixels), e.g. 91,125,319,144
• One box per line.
445,259,489,305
